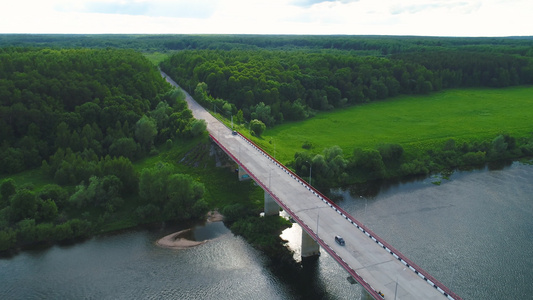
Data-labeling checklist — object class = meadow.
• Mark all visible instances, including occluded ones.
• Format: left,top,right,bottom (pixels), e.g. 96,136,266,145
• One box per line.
244,86,533,162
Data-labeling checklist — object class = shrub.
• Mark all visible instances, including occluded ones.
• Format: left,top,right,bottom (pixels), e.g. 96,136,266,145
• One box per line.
250,119,266,137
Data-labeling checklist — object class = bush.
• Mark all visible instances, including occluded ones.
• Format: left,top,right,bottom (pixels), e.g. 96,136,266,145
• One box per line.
10,190,38,222
190,119,207,137
0,229,16,251
250,119,266,137
378,143,404,163
37,184,69,209
462,151,486,166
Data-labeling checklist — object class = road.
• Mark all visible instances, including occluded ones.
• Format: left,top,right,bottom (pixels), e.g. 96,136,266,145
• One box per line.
162,71,459,300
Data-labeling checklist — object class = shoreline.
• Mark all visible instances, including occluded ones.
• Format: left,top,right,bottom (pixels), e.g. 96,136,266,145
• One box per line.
155,211,224,249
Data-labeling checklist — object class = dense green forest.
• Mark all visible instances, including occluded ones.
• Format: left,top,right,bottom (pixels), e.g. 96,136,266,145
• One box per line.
160,48,533,127
0,48,211,251
2,34,533,55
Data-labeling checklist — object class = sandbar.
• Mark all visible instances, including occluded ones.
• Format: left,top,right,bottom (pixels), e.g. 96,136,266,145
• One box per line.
156,211,224,249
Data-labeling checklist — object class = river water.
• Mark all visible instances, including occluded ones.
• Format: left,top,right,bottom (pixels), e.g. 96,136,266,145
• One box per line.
1,162,531,300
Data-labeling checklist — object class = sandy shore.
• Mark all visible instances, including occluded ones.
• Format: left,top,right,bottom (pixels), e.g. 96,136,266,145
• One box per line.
156,211,223,249
156,229,207,249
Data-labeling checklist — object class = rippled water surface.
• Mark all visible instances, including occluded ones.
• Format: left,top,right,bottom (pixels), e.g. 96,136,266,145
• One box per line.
1,162,531,300
333,162,533,300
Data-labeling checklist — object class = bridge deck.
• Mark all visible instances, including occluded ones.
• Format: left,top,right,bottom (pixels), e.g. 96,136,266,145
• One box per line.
163,72,461,300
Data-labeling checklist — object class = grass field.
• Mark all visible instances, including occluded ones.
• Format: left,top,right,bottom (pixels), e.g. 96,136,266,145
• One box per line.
241,86,533,163
143,52,174,66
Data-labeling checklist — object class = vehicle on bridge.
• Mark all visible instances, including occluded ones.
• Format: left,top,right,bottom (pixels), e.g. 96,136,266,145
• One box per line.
335,235,345,246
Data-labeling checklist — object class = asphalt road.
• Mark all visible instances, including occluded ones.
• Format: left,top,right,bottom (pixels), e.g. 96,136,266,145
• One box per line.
162,72,454,300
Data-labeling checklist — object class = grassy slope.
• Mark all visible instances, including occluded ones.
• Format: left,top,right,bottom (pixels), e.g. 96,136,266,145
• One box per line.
243,86,533,162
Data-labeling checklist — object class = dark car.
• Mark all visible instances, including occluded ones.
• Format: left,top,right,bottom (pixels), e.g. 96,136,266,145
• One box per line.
335,235,345,246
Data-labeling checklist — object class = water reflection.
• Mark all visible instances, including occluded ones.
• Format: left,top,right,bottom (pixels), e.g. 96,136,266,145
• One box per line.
332,161,533,300
1,162,530,300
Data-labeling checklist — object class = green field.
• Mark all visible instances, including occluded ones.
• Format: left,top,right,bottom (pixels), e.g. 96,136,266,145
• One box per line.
243,86,533,162
143,52,174,66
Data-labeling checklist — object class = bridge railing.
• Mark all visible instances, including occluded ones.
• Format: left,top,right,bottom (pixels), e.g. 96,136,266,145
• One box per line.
167,73,460,299
210,132,386,299
234,132,461,300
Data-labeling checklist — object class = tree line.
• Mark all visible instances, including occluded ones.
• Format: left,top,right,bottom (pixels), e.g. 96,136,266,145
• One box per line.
0,48,209,252
290,133,533,191
3,34,533,56
160,48,533,128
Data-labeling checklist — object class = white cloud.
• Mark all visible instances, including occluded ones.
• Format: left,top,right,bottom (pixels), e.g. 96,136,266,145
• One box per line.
56,0,219,19
0,0,531,36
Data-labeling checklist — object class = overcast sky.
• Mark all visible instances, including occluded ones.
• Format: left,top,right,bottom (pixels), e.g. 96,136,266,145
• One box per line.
1,0,531,36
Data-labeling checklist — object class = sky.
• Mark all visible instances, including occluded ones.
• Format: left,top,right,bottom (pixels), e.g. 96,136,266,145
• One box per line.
1,0,531,37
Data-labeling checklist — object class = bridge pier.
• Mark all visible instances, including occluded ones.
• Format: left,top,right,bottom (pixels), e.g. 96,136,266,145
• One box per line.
301,230,320,257
264,192,279,216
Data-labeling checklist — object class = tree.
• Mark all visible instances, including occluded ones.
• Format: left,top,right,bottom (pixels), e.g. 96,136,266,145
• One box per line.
10,189,38,222
36,199,58,223
0,229,16,251
37,184,69,209
1,178,16,204
100,156,139,194
194,82,209,104
250,119,266,137
350,148,386,179
135,115,158,151
109,137,139,160
139,163,207,220
491,135,508,157
190,119,207,137
378,144,404,163
235,109,244,124
69,175,123,211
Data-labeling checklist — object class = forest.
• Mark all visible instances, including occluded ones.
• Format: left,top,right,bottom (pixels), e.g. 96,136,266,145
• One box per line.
2,34,533,55
0,47,209,251
156,35,533,191
160,48,533,127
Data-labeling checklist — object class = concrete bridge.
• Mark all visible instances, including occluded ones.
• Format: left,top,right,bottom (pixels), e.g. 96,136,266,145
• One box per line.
163,73,462,300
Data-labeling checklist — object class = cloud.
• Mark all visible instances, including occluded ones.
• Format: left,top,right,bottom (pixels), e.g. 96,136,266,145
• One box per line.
390,1,482,15
83,1,149,16
1,0,531,36
292,0,359,8
56,0,219,19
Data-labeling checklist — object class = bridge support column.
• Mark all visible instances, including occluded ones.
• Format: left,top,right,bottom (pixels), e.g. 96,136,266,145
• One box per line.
301,230,320,258
238,166,250,181
264,192,279,216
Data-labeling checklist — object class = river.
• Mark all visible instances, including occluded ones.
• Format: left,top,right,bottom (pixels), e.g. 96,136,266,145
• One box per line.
1,162,531,299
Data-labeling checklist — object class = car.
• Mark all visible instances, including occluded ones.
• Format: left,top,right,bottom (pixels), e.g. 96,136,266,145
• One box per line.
232,130,237,135
335,235,345,246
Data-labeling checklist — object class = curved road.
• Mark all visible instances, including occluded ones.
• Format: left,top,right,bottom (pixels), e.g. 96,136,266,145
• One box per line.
162,72,460,300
